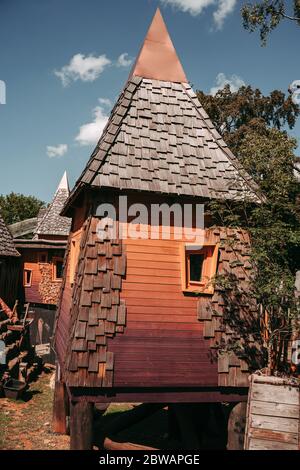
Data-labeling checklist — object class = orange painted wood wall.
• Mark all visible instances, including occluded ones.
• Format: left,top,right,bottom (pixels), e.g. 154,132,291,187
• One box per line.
108,226,218,387
56,193,218,387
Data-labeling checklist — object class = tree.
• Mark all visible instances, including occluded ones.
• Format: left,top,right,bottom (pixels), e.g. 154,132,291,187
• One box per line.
241,0,300,44
197,85,300,373
0,192,45,225
197,85,299,153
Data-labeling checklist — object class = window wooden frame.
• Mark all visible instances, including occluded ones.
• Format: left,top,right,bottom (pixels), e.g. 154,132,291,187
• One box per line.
52,257,64,282
23,269,32,287
181,243,219,295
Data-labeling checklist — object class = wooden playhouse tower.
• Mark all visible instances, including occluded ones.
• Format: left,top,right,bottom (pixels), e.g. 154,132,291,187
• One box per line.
54,9,262,449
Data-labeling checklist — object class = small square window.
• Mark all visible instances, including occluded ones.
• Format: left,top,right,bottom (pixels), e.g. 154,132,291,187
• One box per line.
53,257,64,281
38,252,48,263
182,244,219,294
189,253,205,283
23,269,32,287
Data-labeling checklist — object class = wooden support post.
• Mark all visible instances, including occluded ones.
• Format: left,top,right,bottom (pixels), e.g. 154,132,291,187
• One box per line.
52,380,68,434
70,400,94,450
227,402,247,450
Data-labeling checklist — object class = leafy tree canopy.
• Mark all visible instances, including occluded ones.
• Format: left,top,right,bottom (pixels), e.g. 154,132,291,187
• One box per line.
197,85,300,372
0,192,45,225
242,0,300,44
197,84,299,153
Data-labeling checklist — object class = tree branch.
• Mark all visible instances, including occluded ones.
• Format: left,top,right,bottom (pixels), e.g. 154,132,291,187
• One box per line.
281,13,300,21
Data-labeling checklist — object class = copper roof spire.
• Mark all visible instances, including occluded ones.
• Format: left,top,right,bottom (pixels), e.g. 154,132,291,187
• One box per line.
130,8,188,83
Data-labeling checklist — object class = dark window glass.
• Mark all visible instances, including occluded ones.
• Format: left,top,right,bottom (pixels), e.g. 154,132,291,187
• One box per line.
55,261,64,279
189,253,204,282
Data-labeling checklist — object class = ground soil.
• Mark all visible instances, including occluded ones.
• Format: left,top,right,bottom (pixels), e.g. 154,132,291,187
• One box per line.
0,372,174,450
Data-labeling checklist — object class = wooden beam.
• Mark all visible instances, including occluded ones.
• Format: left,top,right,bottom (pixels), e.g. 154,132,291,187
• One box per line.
52,380,68,434
103,437,157,451
70,400,94,450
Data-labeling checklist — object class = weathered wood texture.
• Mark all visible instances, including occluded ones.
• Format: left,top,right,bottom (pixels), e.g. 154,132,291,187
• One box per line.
62,215,127,388
70,400,94,450
52,380,68,434
103,438,157,451
245,374,300,450
70,386,248,404
197,228,263,387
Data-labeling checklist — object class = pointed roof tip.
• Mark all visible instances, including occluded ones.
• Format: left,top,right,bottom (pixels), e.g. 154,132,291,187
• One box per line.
129,8,188,83
57,171,69,193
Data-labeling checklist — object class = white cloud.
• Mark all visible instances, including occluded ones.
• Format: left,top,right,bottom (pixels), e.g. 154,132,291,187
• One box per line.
209,72,245,95
116,53,133,68
54,53,111,86
75,99,111,146
98,98,112,107
47,144,68,158
160,0,236,28
213,0,236,29
161,0,214,16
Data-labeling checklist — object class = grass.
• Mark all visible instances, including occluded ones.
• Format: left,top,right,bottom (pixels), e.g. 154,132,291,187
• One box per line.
0,372,175,450
0,372,69,450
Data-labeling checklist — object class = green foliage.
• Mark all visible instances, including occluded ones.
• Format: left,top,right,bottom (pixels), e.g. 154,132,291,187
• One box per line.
198,85,300,372
197,85,299,153
241,0,300,45
0,192,45,225
239,129,300,308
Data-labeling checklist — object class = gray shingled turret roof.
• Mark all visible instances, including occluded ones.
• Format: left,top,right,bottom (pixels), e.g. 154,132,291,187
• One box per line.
63,9,262,214
34,172,71,237
0,212,20,257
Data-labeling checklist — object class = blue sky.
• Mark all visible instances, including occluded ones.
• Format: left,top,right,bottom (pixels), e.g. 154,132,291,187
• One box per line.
0,0,299,203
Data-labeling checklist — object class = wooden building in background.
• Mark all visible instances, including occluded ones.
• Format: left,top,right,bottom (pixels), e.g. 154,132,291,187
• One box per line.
0,212,21,308
14,172,71,362
54,9,263,448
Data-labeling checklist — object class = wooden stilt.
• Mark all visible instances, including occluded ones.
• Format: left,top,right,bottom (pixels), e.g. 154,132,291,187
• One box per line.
227,402,247,450
70,400,94,450
52,380,68,434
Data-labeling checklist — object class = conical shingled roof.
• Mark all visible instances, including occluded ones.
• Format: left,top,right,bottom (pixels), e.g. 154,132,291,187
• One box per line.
64,9,261,213
0,212,20,257
35,172,71,237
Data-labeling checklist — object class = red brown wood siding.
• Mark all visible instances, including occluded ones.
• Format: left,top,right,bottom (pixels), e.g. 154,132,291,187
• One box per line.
108,236,218,387
23,251,43,304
